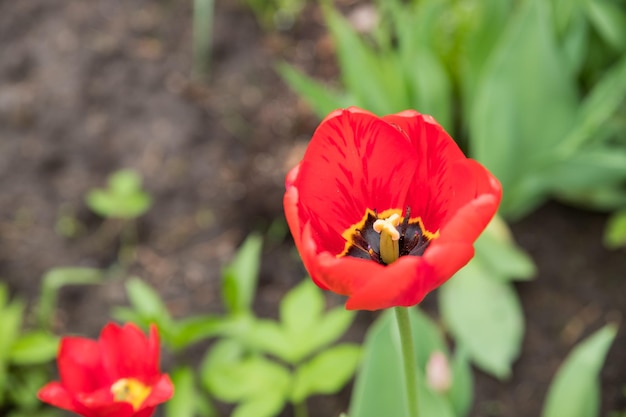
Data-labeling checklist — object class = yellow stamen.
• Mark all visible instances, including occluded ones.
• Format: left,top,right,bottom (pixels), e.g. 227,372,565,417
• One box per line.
373,213,401,264
111,378,151,411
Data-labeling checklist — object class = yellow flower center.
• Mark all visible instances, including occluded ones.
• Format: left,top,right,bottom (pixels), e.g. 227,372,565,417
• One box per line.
373,213,401,264
111,378,151,411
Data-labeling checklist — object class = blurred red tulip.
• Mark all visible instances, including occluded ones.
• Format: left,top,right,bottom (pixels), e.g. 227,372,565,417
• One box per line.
38,322,173,417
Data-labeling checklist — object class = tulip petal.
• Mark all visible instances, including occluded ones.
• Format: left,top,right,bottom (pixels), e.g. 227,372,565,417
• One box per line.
38,382,76,412
142,374,174,408
100,323,158,382
296,107,418,255
58,338,108,394
344,256,434,310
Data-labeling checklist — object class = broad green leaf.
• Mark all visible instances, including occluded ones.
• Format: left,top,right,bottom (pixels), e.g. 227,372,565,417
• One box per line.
125,277,170,320
280,280,324,336
243,319,291,361
277,63,347,118
586,0,626,51
470,0,578,215
440,259,524,379
165,367,210,417
38,267,103,328
201,340,291,406
447,348,473,417
604,209,626,249
542,324,618,417
409,308,448,369
474,218,536,281
9,331,59,365
547,148,626,192
86,169,152,219
169,315,228,350
0,300,25,362
286,306,356,364
246,282,355,364
232,394,286,417
0,299,25,405
350,309,456,417
291,344,361,403
557,184,626,211
222,234,263,314
349,311,406,417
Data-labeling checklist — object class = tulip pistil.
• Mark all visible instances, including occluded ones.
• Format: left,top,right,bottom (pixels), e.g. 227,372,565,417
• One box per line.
373,213,401,264
111,378,151,411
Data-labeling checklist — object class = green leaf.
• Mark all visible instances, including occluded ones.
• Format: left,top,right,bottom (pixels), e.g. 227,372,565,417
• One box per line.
439,259,524,379
409,308,448,370
388,0,453,128
277,63,347,118
604,209,626,249
232,394,286,417
0,298,25,404
165,367,201,417
586,0,626,51
201,340,291,403
305,307,355,358
38,267,103,328
86,169,152,219
245,281,355,364
474,217,536,281
350,309,456,417
280,280,325,336
169,315,228,350
555,55,626,159
9,331,59,365
222,234,263,314
458,0,513,112
243,319,291,361
349,311,406,417
470,0,578,216
125,278,171,320
291,344,361,403
324,5,409,115
542,324,618,417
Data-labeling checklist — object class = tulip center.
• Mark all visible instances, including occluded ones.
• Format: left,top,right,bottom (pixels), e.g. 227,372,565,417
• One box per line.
340,208,438,265
111,378,151,411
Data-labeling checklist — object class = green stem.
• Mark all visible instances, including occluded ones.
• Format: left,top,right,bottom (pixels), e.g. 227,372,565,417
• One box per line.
293,401,309,417
395,307,419,417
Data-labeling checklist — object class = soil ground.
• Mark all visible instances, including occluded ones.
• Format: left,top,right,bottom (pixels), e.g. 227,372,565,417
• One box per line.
0,1,624,417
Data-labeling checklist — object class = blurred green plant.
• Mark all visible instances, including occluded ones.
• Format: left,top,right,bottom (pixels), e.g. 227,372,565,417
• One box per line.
193,0,215,80
86,169,152,266
0,266,104,417
603,209,626,248
241,0,306,30
86,169,152,220
113,234,360,417
350,310,618,417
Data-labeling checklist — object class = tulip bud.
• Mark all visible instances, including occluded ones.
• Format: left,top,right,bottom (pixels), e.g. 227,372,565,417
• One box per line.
426,351,452,393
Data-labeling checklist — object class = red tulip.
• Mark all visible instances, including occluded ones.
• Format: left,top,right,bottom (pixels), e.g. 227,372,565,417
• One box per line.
284,107,501,310
38,323,173,417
